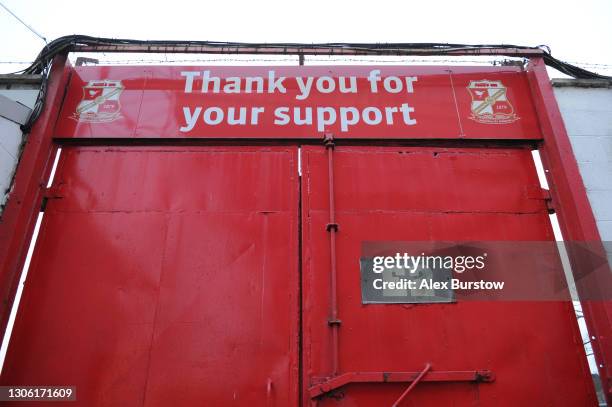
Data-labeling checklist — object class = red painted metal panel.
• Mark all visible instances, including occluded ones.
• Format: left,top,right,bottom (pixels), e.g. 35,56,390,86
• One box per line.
527,58,612,403
53,66,541,140
0,146,300,406
301,146,597,406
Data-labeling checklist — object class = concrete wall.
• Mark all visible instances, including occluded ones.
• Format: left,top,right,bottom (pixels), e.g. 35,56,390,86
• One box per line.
552,80,612,245
0,76,40,214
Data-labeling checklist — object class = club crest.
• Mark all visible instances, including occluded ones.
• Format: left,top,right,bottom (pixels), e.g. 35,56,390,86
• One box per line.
72,80,124,123
467,80,519,124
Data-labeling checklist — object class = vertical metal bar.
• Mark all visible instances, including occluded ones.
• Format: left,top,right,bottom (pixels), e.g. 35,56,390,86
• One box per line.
391,363,432,407
526,57,612,404
324,133,340,377
0,54,71,343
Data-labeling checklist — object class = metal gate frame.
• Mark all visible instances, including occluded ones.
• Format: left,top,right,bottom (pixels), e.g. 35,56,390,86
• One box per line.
0,51,610,404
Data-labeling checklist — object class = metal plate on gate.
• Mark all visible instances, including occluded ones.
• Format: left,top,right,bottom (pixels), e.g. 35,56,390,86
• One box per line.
360,257,454,303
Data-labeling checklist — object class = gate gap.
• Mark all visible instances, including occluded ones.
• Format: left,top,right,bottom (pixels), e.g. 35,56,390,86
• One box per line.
298,147,302,177
531,150,549,190
46,148,62,188
0,210,45,373
531,148,606,405
0,147,61,373
297,145,303,406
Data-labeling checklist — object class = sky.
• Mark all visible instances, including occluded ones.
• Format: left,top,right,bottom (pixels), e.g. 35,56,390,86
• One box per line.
1,0,612,76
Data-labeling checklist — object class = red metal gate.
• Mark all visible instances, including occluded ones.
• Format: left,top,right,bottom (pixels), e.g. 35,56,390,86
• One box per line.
0,61,608,405
301,145,597,406
1,146,300,406
0,145,600,406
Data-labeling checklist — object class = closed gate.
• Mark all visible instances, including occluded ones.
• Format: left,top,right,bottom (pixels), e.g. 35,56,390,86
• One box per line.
0,144,597,406
0,62,605,406
1,146,301,406
300,145,596,406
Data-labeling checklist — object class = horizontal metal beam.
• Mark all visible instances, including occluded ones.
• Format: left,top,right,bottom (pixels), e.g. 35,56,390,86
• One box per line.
309,370,495,398
71,44,544,57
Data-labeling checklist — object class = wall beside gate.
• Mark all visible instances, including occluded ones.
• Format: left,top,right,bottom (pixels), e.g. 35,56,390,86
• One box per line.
0,75,40,213
552,80,612,259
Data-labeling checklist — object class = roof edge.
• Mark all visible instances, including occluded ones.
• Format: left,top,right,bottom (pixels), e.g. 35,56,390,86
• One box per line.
0,74,43,86
552,78,612,89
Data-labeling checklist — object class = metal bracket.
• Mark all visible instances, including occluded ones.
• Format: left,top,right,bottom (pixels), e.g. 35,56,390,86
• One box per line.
327,319,342,326
325,223,339,232
43,185,63,201
526,185,554,213
542,189,554,213
323,133,335,149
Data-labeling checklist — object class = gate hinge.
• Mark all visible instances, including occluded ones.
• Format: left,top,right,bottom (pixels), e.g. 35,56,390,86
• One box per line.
43,186,64,200
526,186,554,214
40,187,63,212
543,190,554,214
